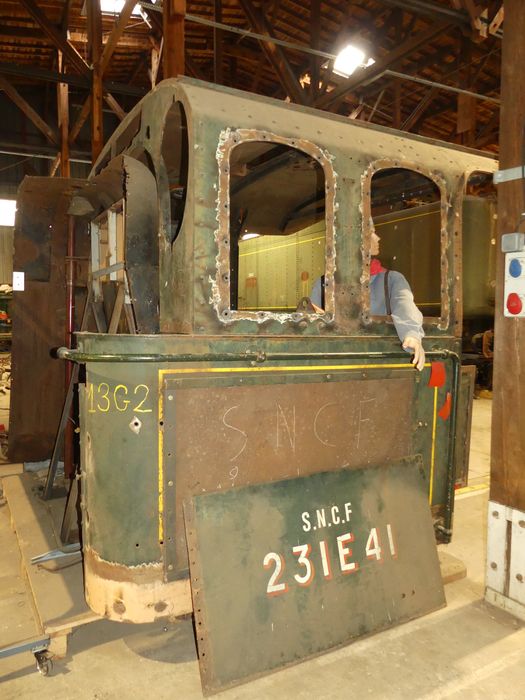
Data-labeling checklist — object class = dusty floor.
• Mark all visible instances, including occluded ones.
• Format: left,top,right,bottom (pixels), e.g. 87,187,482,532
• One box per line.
1,397,525,699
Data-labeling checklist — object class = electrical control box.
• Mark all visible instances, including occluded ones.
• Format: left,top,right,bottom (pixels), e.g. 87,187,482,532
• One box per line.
504,252,525,317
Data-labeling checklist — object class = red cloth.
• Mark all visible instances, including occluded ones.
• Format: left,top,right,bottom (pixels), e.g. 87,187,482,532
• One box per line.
370,258,386,276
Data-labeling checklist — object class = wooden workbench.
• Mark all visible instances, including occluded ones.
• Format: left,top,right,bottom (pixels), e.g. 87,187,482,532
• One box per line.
0,470,99,663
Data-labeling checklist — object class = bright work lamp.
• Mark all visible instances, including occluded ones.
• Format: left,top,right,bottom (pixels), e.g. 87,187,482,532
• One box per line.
333,43,375,78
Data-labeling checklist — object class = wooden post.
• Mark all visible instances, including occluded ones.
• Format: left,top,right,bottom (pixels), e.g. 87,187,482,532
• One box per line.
486,0,525,621
309,0,320,104
163,0,186,79
57,51,70,178
214,0,223,84
87,0,103,163
150,37,162,88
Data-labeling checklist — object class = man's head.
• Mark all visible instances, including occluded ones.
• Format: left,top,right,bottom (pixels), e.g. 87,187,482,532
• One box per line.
371,229,381,256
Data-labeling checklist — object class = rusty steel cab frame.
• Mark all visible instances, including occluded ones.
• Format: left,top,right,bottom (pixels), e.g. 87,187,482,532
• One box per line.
60,78,497,624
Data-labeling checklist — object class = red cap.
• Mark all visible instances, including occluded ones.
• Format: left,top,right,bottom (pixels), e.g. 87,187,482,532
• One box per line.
507,293,523,315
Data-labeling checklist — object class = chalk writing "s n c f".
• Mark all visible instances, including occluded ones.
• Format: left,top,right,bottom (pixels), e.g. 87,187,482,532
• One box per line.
222,405,248,462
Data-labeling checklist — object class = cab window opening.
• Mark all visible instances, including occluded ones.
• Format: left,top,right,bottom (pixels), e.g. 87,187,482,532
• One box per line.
228,140,327,313
160,101,188,245
370,167,442,319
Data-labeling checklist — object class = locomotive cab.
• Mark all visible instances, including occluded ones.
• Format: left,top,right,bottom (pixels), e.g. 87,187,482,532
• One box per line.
64,78,496,623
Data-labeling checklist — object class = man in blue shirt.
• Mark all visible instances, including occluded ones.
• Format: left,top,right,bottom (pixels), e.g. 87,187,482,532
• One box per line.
311,231,426,371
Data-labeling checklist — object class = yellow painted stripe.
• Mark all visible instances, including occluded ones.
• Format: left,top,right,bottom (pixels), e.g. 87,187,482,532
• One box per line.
159,363,426,377
429,386,438,504
456,482,489,496
240,303,441,310
158,370,164,543
239,234,325,258
375,209,439,229
238,306,297,310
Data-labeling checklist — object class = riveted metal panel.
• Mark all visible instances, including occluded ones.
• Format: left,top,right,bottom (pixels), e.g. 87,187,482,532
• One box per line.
161,368,414,574
185,455,445,695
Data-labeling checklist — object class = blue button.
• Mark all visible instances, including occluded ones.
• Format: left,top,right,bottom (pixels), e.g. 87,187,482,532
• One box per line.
510,258,522,278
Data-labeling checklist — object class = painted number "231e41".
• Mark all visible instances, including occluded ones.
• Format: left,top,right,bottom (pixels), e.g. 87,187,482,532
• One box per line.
263,524,397,596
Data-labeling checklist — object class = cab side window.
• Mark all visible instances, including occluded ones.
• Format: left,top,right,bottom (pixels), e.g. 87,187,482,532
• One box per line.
220,136,333,318
370,167,442,318
160,101,188,245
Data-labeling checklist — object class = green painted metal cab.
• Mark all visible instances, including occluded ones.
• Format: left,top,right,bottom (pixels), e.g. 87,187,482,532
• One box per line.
67,78,496,623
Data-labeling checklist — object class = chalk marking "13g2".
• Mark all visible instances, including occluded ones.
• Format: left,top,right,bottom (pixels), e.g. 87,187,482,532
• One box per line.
87,382,152,414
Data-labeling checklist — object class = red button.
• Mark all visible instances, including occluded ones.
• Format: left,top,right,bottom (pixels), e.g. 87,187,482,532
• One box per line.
507,292,523,315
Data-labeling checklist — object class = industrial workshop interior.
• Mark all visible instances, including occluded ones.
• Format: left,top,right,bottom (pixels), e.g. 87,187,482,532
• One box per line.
0,0,524,698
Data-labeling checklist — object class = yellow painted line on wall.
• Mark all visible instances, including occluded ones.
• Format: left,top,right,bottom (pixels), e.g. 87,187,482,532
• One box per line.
375,209,439,229
239,234,325,258
456,482,490,498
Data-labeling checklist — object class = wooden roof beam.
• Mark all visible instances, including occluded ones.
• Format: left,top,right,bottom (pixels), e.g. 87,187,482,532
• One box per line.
489,5,504,36
455,0,487,40
87,0,103,163
213,0,224,84
150,41,162,88
475,107,500,147
69,96,91,146
19,0,90,76
401,86,440,132
238,0,307,105
309,0,321,105
57,51,70,177
60,0,72,33
69,31,150,51
413,73,500,135
100,0,137,76
0,73,58,145
186,55,208,82
0,60,145,97
19,0,127,124
103,92,126,121
49,152,61,176
378,0,472,29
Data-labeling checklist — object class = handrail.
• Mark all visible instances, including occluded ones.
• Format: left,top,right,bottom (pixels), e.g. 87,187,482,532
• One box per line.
56,347,457,364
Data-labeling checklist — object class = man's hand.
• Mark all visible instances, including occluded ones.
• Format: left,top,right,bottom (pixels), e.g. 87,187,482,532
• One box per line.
402,336,425,371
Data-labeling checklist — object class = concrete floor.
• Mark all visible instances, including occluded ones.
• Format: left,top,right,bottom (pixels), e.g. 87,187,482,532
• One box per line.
1,397,525,699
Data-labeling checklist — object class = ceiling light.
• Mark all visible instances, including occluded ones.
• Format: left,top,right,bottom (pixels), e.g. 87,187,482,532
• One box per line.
99,1,143,15
333,43,375,78
241,232,260,241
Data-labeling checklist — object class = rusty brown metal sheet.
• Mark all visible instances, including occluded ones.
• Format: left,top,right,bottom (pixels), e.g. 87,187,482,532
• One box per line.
184,455,445,695
454,365,476,488
162,371,414,574
9,177,88,462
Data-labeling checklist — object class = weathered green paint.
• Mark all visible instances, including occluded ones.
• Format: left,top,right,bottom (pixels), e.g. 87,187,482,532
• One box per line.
185,456,445,694
462,196,497,319
78,332,458,571
72,77,494,626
